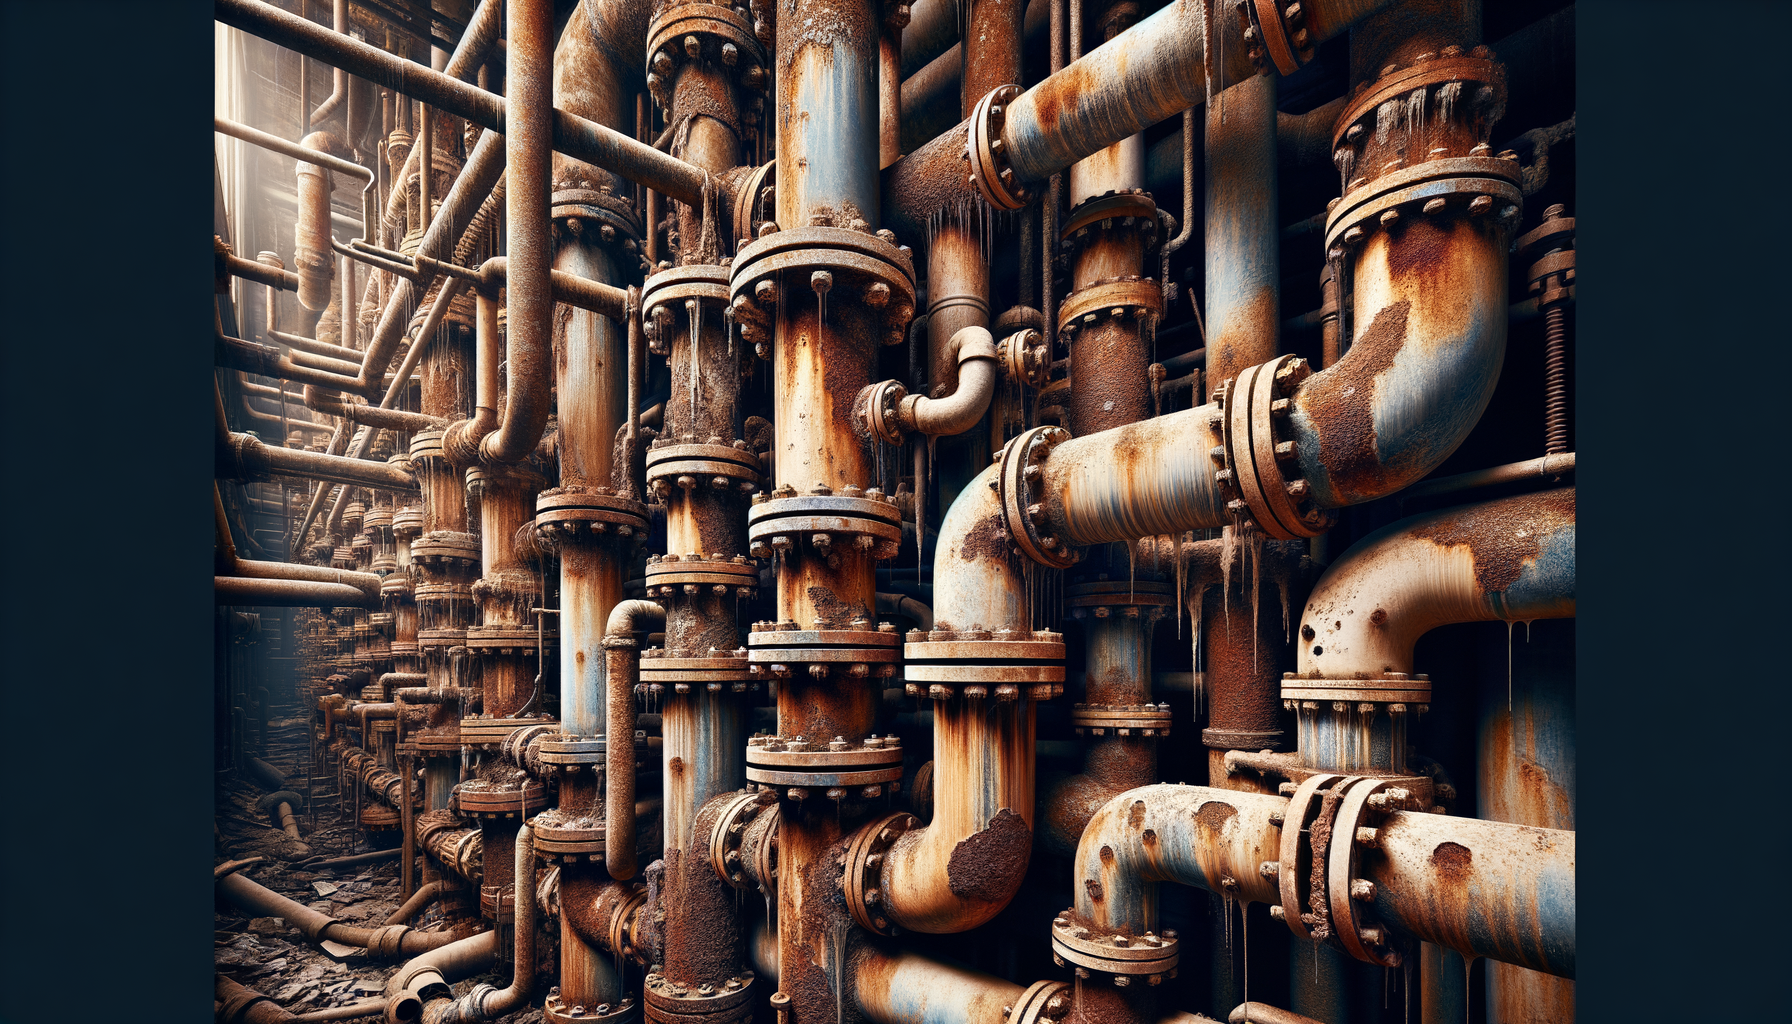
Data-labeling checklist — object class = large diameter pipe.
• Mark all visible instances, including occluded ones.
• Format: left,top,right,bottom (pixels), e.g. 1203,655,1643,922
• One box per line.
852,946,1025,1024
1365,810,1575,979
215,0,707,208
216,576,373,608
932,461,1028,634
1070,784,1285,933
1297,489,1576,678
877,695,1036,933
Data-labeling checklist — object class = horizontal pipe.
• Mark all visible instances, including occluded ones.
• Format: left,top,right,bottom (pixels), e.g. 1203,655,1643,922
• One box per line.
216,576,372,607
382,929,501,1021
222,431,416,491
1400,453,1576,502
1366,810,1575,978
216,333,369,395
215,0,707,207
222,250,300,292
853,945,1025,1024
1071,784,1285,934
1298,489,1576,678
1229,1005,1326,1024
216,872,456,956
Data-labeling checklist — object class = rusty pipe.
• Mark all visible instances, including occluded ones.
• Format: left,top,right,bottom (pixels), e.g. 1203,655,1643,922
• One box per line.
875,693,1036,933
221,246,301,292
216,872,458,956
876,592,933,629
307,0,347,126
1228,1005,1326,1024
217,117,376,242
295,131,349,311
864,325,998,441
1070,783,1285,934
419,823,538,1021
604,600,663,880
384,881,446,926
851,945,1025,1024
216,0,708,208
217,576,372,607
382,929,501,1024
1298,489,1575,679
222,431,416,492
1364,809,1575,978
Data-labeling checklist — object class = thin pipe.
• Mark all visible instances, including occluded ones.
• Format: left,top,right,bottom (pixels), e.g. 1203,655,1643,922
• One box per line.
216,0,709,207
215,116,375,241
307,0,348,126
1400,453,1576,502
604,600,663,880
216,872,457,956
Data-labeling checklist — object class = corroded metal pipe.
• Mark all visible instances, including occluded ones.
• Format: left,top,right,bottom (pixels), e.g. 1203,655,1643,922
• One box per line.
604,599,662,881
852,946,1025,1024
215,0,708,207
1365,809,1575,978
1297,489,1576,679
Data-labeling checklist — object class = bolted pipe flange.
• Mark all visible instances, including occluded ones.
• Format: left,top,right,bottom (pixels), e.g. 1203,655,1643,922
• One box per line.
966,85,1031,210
1005,980,1073,1024
642,969,756,1024
998,426,1078,568
1212,355,1335,540
545,991,640,1023
646,3,768,111
729,226,916,347
842,812,919,936
1325,776,1429,969
1244,0,1316,77
859,378,910,446
709,789,776,890
996,328,1048,387
1049,910,1179,986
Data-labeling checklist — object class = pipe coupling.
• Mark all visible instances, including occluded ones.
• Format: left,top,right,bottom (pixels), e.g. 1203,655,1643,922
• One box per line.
966,85,1031,209
1210,355,1335,540
997,426,1078,568
1242,0,1317,77
1269,773,1433,969
1049,910,1180,988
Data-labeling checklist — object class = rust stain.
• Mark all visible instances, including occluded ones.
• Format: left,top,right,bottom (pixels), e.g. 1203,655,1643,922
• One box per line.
1126,799,1147,831
1194,800,1237,836
1083,877,1105,903
1432,841,1473,877
1300,299,1410,498
946,808,1031,902
1411,489,1575,593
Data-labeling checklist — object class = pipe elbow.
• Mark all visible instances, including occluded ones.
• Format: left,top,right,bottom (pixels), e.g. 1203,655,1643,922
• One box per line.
1297,488,1576,678
605,599,665,639
1288,214,1512,509
906,327,999,438
932,462,1030,633
1070,784,1285,933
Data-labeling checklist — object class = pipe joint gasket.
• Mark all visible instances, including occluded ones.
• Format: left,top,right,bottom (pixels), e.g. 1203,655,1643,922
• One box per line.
552,179,644,252
532,804,608,860
1049,910,1179,986
546,990,641,1024
1329,53,1509,211
1268,774,1432,967
1007,980,1074,1024
642,553,760,603
643,969,756,1023
966,85,1032,209
1059,189,1159,255
1057,278,1163,339
1323,159,1523,256
709,790,776,890
1244,0,1316,77
997,329,1048,387
999,426,1078,568
744,732,904,801
1070,702,1172,738
729,225,916,348
746,490,904,562
640,647,756,695
901,632,1066,702
410,531,483,572
646,2,769,111
842,811,919,936
535,486,651,547
861,379,910,445
1212,355,1335,540
645,439,762,501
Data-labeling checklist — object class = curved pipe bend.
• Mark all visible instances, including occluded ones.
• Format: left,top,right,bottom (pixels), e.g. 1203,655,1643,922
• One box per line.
1298,488,1575,678
409,824,537,1022
905,326,999,437
869,463,1035,934
1041,215,1512,547
1069,784,1285,935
